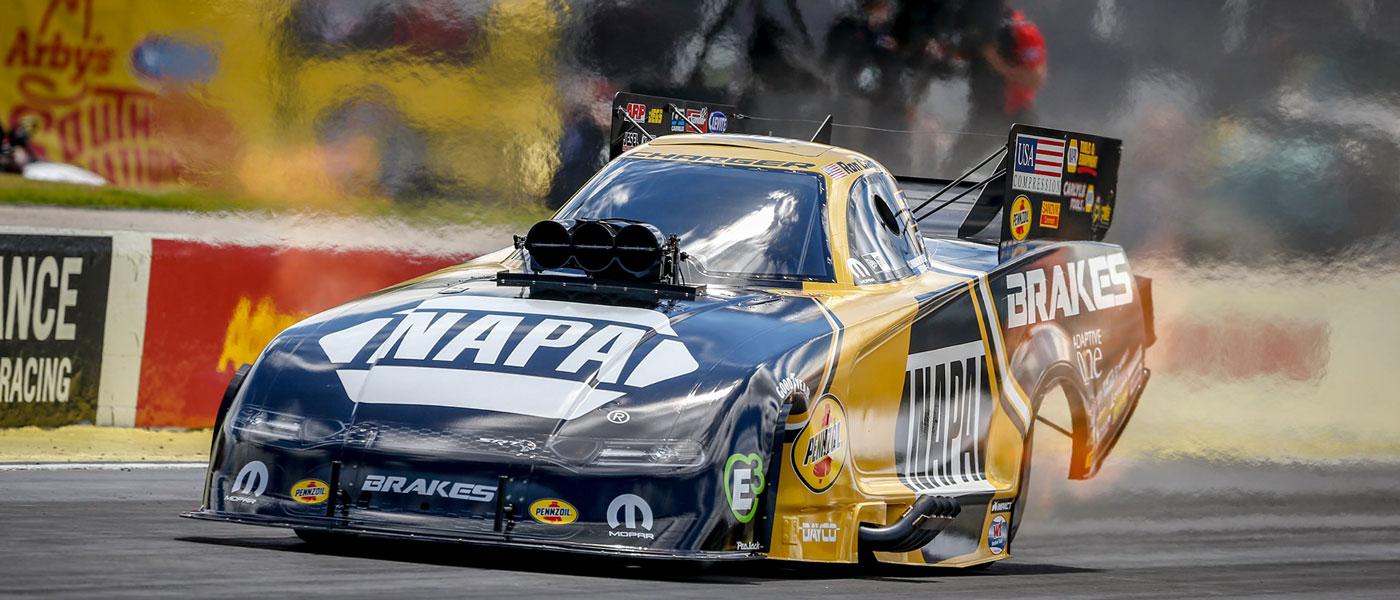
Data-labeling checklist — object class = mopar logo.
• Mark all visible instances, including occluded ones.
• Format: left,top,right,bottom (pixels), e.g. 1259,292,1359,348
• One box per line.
224,461,268,504
317,296,699,420
607,493,655,540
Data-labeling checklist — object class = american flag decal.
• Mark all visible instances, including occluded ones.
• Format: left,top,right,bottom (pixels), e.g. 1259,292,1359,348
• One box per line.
1011,133,1066,195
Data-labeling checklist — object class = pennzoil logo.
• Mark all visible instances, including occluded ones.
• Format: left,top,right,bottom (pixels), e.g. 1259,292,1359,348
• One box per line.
1009,195,1032,240
529,498,578,525
791,394,847,493
290,479,330,505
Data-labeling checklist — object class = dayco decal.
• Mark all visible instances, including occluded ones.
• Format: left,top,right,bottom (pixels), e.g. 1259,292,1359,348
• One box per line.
290,479,330,505
1005,253,1133,329
225,461,268,505
607,494,655,540
361,474,496,503
724,453,766,523
529,498,578,525
897,341,990,493
801,522,838,543
316,296,700,420
0,234,111,427
791,394,847,493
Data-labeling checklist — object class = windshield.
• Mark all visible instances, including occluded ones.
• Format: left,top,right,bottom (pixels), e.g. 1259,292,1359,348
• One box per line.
557,158,833,283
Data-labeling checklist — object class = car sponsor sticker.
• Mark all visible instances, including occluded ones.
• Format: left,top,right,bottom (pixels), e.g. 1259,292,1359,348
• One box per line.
791,394,847,493
1066,139,1098,176
225,461,268,505
316,296,702,420
988,514,1008,555
1011,133,1065,194
708,111,728,133
291,479,330,505
990,498,1015,513
607,493,655,540
646,107,664,124
800,521,838,543
529,498,578,525
1039,200,1061,229
898,341,990,493
1004,252,1133,329
1008,195,1032,241
724,453,766,523
625,102,646,121
361,473,496,503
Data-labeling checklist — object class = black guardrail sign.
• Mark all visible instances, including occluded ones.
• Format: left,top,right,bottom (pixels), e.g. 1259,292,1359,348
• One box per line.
0,234,112,427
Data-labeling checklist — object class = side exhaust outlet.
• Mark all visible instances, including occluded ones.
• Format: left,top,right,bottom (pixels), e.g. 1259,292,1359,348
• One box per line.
858,495,961,553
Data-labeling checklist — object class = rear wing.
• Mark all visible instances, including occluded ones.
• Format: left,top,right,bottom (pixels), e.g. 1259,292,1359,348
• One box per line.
608,92,739,159
605,93,1123,261
908,124,1123,261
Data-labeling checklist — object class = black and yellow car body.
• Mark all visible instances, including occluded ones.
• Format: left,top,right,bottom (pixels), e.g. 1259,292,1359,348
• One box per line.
188,130,1151,569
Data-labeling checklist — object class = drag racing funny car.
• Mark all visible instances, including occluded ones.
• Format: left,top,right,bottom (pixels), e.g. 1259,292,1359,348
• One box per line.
186,93,1154,568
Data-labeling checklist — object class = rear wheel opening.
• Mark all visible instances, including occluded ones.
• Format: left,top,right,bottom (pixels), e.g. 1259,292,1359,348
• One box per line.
1015,381,1084,544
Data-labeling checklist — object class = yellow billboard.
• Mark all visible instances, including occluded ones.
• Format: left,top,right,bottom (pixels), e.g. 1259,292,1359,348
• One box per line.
2,0,562,205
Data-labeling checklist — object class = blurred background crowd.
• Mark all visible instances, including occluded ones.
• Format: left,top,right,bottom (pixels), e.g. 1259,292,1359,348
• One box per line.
5,0,1400,264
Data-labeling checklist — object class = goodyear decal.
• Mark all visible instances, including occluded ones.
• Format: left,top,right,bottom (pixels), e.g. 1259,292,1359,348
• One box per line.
290,479,329,505
791,394,847,493
529,498,578,525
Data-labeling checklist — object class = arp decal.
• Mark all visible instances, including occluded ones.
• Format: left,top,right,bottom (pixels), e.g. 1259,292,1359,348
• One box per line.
290,479,329,505
1004,253,1133,329
896,341,992,494
1008,195,1032,241
317,296,700,420
791,394,847,493
725,453,766,523
529,498,578,525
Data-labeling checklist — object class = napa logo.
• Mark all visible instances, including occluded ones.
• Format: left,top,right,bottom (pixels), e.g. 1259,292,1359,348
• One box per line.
791,395,848,493
529,498,579,525
316,296,699,420
290,479,329,505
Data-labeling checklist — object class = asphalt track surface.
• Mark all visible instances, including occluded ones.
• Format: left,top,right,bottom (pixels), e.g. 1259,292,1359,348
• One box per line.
3,457,1399,599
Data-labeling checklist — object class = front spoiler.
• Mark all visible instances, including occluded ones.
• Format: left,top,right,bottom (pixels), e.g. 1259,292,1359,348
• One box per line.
181,509,764,562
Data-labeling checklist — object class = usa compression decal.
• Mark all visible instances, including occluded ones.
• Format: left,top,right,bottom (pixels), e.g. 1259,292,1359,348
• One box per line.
316,296,699,420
